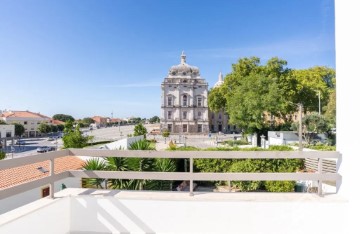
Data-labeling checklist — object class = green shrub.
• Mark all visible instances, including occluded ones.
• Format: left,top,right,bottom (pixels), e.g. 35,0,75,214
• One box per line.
264,181,295,192
194,159,232,173
168,140,177,150
223,139,249,146
307,145,336,151
268,145,294,151
0,151,6,160
229,159,263,191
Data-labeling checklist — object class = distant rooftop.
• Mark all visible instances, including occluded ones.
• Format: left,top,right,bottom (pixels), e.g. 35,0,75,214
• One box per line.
0,110,51,119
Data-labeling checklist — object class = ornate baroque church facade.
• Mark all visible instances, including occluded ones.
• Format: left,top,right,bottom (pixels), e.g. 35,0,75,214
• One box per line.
160,52,209,134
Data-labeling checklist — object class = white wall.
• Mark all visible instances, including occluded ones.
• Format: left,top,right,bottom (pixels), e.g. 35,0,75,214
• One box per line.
1,195,348,234
102,135,144,150
0,177,80,214
0,125,15,138
0,197,70,234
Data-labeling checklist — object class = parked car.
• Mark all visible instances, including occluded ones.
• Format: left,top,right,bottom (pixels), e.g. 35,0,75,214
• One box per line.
36,146,56,153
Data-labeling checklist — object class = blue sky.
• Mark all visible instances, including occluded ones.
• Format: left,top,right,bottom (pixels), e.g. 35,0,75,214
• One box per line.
0,0,335,119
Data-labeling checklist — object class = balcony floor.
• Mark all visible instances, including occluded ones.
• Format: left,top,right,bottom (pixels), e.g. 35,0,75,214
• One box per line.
1,188,354,234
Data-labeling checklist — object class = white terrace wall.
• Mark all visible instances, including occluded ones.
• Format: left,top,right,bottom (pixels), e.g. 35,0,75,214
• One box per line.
0,177,80,214
0,197,70,234
1,195,350,234
102,135,144,150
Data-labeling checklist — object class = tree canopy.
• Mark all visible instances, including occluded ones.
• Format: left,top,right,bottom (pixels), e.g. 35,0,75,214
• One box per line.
52,114,75,122
134,123,147,138
63,124,92,148
149,116,160,124
38,123,52,134
14,123,25,137
208,56,336,134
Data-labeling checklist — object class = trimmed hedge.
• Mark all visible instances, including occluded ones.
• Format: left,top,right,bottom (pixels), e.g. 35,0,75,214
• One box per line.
171,144,303,192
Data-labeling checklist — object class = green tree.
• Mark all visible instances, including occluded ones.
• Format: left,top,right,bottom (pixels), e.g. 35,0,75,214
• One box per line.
134,123,147,138
57,124,65,132
14,123,25,137
0,120,6,125
227,73,293,134
292,113,330,145
324,90,336,126
162,129,170,143
149,116,160,124
292,66,335,113
63,125,92,148
50,125,59,133
52,114,75,122
80,117,95,127
38,123,51,134
208,87,227,113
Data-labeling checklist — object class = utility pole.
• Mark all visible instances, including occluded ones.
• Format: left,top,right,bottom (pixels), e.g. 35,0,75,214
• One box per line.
298,103,303,151
318,90,321,115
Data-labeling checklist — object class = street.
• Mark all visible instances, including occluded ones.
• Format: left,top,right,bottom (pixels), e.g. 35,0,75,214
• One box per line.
3,137,62,159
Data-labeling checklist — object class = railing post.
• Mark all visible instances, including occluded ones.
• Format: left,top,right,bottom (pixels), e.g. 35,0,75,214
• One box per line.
228,180,231,192
318,158,323,196
189,157,194,196
49,158,54,199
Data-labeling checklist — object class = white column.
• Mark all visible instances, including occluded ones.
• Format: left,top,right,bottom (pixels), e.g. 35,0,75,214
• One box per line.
336,0,360,202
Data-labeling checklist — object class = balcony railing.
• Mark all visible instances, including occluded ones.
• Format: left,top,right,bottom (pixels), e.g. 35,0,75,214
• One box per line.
0,149,341,199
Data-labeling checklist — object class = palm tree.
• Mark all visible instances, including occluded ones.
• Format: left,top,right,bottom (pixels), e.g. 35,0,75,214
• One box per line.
82,158,107,188
83,139,177,191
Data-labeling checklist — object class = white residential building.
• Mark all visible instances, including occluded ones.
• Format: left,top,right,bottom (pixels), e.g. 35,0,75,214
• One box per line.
161,52,209,134
0,125,14,139
0,111,52,137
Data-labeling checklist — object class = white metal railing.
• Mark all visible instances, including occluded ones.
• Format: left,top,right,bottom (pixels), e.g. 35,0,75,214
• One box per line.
0,149,342,199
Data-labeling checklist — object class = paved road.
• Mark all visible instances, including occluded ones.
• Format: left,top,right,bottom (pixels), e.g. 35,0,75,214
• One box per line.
84,124,161,142
3,124,242,158
3,137,63,159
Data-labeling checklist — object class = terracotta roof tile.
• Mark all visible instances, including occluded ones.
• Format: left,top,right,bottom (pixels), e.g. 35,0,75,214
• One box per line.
1,111,51,119
0,156,85,189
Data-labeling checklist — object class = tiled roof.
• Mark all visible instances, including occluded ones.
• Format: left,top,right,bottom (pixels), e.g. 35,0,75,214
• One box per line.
0,156,85,189
0,111,51,119
50,119,65,125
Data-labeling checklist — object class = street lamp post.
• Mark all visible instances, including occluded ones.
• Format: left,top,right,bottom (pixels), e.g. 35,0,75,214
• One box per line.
298,103,303,151
318,90,321,115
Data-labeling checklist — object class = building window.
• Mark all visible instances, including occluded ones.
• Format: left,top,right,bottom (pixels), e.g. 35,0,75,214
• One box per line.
167,111,172,119
6,131,11,137
197,111,202,118
212,113,215,119
197,97,202,107
167,96,173,106
168,124,172,132
183,111,187,120
24,121,27,125
183,124,187,132
182,95,187,106
42,187,50,198
211,125,214,131
219,113,222,119
197,124,202,132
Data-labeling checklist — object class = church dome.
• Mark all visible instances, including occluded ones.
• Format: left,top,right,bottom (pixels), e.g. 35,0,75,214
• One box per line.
168,51,200,77
214,72,224,87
